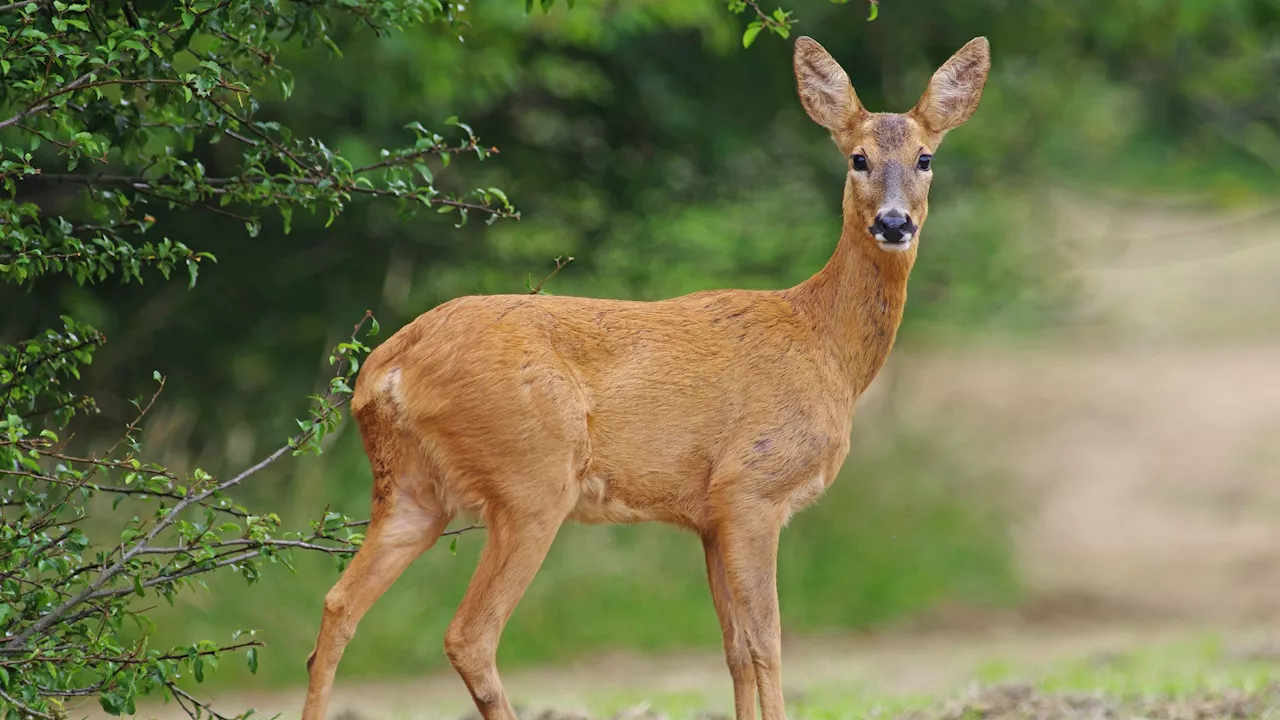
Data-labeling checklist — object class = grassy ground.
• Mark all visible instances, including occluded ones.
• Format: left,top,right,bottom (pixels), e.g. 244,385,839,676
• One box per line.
518,633,1280,720
93,624,1280,720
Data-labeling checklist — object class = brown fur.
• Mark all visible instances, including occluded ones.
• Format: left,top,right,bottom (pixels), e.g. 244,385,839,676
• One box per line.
302,35,990,720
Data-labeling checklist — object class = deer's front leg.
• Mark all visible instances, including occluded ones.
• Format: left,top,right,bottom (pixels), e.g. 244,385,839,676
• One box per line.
702,532,758,720
715,504,787,720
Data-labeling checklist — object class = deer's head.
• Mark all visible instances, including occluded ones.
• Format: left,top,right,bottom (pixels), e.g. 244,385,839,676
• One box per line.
794,36,990,254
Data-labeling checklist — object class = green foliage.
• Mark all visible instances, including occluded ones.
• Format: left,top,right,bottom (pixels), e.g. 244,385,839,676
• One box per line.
0,310,377,719
0,0,517,280
0,0,519,716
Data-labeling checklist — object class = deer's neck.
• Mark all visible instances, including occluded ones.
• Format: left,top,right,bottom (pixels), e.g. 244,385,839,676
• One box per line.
790,207,915,399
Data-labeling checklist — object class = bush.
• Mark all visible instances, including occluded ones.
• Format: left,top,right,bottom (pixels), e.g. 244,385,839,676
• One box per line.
0,0,513,716
0,1,866,716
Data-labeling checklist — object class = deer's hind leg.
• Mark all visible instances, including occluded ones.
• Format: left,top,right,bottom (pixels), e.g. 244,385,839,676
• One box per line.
301,413,451,720
442,456,580,720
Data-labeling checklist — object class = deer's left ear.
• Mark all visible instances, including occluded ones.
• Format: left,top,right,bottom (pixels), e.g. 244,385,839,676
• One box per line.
911,37,990,135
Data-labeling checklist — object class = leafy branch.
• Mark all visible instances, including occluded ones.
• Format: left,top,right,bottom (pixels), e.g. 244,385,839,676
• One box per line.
0,308,486,719
725,0,878,48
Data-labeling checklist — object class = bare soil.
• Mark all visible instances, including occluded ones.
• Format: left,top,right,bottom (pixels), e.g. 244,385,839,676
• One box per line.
329,683,1280,720
903,683,1280,720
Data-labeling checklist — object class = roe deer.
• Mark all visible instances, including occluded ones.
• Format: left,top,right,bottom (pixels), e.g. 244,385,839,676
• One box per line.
302,35,990,720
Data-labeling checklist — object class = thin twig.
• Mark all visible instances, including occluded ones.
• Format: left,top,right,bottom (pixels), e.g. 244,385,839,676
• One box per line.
2,420,317,648
5,640,262,670
131,183,253,223
18,123,83,156
0,469,252,518
137,538,357,556
0,0,54,13
0,686,55,720
528,255,574,294
739,0,789,31
345,184,509,214
0,335,105,395
30,171,514,216
0,59,122,131
134,523,480,558
7,334,365,646
166,682,234,720
205,95,310,172
352,141,487,174
19,395,91,419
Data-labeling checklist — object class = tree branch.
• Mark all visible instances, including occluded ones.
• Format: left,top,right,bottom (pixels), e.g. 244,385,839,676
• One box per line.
0,686,55,720
2,399,338,649
166,682,234,720
0,0,54,13
0,0,233,130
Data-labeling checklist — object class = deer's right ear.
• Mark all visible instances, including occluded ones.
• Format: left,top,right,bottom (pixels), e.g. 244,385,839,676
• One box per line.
793,36,862,132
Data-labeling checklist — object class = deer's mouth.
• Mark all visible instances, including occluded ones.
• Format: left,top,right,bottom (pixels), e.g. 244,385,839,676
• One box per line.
872,231,914,252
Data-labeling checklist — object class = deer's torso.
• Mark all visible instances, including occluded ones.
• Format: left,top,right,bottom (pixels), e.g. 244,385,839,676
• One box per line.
354,279,902,532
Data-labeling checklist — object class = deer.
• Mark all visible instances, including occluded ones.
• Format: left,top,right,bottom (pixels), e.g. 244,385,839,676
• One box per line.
301,34,990,720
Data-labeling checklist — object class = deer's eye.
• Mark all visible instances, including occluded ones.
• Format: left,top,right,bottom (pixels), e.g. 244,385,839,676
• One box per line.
917,154,933,171
851,154,869,172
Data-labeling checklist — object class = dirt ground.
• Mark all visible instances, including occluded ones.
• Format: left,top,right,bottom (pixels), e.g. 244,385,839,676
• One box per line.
93,191,1280,720
900,683,1280,720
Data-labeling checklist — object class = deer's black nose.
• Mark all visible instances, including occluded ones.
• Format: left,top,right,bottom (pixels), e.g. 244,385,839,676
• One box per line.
871,210,913,243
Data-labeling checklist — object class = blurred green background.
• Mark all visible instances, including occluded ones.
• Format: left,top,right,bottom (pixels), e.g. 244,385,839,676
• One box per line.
5,0,1278,693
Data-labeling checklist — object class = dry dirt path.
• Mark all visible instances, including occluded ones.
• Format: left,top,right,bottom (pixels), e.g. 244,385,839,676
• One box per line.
92,622,1270,720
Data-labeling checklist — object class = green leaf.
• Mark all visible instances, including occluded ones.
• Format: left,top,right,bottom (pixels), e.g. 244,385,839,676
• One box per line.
742,22,763,48
449,536,458,555
246,647,259,674
867,0,879,21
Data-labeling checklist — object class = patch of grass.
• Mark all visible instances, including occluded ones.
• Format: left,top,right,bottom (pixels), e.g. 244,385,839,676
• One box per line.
143,413,1020,692
578,634,1280,720
989,635,1280,699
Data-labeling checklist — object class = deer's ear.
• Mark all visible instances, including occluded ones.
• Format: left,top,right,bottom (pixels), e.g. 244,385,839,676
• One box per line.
794,36,863,132
911,37,990,134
